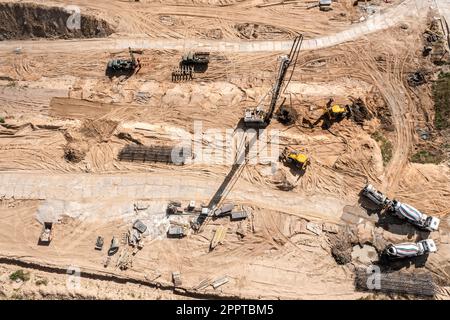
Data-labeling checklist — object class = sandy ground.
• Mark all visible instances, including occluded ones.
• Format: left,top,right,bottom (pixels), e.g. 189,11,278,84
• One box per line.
0,0,449,300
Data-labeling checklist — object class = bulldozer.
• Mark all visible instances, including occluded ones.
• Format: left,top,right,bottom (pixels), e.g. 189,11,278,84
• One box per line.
313,98,351,129
280,147,310,171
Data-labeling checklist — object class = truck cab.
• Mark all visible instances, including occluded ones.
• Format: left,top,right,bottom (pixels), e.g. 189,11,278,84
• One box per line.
362,184,389,207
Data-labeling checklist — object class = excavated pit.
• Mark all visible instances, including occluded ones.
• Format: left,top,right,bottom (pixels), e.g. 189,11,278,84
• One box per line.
0,3,113,41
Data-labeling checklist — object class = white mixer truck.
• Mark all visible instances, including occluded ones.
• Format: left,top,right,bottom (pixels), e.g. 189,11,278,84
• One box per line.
362,184,440,231
388,200,440,232
384,239,437,259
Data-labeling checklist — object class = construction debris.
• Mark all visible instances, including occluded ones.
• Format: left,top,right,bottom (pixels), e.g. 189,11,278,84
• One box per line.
193,278,213,291
171,65,194,82
354,268,436,297
118,145,192,165
172,271,182,287
306,222,323,236
212,276,229,289
322,223,339,234
103,256,111,268
116,248,133,270
210,226,227,250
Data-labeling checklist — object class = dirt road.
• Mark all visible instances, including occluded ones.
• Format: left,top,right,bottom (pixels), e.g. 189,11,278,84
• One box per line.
0,0,429,54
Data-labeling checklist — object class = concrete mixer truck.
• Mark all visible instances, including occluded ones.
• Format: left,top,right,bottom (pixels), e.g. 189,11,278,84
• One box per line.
384,239,437,259
388,200,440,232
362,184,440,232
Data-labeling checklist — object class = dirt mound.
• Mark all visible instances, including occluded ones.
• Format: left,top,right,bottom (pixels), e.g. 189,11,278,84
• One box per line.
80,119,118,141
329,229,355,265
64,145,87,163
234,23,293,40
0,3,113,41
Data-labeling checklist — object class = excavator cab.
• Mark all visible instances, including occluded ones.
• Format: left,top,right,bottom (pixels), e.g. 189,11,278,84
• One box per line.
325,100,350,121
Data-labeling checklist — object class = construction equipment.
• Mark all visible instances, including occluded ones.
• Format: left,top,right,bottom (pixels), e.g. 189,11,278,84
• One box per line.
388,200,440,232
167,201,183,215
319,0,332,11
384,240,437,259
95,236,104,250
108,236,120,256
133,219,147,234
181,51,210,65
243,34,303,127
39,222,53,244
230,211,248,221
212,203,234,217
280,147,310,171
324,98,351,121
107,47,141,73
167,225,186,238
172,271,182,287
362,184,390,207
362,184,440,231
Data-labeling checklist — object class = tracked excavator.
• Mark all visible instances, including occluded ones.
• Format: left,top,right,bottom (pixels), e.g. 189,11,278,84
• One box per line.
243,35,303,128
362,184,440,232
323,98,351,121
280,147,310,171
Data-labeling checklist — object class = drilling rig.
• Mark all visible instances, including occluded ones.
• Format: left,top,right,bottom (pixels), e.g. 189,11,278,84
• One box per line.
243,35,303,128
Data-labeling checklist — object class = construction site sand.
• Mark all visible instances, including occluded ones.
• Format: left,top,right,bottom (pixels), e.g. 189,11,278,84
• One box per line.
0,0,449,300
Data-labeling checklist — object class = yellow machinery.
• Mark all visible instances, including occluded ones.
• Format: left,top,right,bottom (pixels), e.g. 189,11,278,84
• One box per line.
281,147,310,171
325,99,350,120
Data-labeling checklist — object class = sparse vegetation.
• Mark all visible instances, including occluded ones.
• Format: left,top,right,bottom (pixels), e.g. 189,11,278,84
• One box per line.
411,149,444,164
35,278,48,286
9,269,30,282
0,116,4,123
371,132,393,165
432,72,450,130
6,80,17,87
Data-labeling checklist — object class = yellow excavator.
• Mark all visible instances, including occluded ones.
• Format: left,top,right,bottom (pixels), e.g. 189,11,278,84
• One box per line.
324,98,351,121
280,147,310,171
